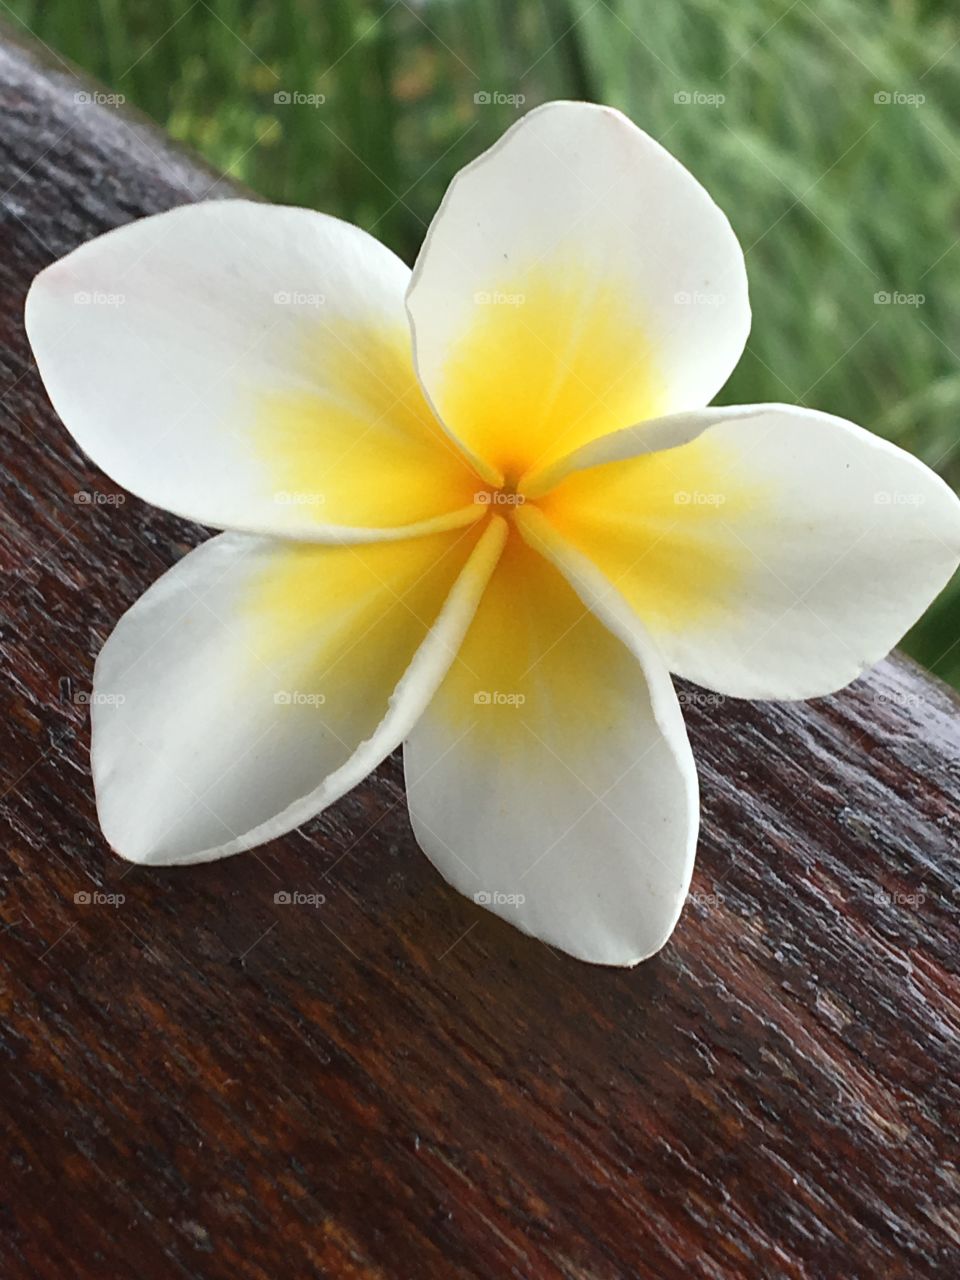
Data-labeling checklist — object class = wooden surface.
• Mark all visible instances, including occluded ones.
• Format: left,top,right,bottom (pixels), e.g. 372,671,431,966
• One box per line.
1,32,959,1280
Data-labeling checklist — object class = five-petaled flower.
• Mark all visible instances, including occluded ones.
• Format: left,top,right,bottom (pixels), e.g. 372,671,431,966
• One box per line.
26,102,960,964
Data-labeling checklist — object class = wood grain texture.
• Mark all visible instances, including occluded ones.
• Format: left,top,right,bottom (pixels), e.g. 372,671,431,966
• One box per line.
1,31,959,1280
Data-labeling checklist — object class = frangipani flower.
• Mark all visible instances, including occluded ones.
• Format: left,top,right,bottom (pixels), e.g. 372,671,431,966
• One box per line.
26,102,960,965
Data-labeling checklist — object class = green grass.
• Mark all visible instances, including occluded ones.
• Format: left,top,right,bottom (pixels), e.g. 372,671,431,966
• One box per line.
7,0,960,684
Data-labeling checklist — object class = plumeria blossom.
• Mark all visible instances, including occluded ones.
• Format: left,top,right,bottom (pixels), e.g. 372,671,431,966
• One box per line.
26,101,960,965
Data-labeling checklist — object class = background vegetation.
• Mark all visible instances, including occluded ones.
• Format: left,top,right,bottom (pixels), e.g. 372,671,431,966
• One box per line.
7,0,960,683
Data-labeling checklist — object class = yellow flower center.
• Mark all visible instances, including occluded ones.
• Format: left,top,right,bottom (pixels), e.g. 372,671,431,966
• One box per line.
433,259,666,487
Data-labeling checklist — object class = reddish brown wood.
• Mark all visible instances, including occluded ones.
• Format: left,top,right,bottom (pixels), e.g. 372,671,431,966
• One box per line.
1,31,958,1280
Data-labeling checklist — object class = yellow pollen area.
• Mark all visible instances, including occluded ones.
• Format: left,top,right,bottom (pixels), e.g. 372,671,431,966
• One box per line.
434,260,667,486
255,317,480,529
242,525,484,690
473,472,530,518
538,432,766,636
249,272,759,650
427,527,624,748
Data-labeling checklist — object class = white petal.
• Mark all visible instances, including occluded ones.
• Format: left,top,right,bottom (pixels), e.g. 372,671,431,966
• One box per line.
92,518,507,864
404,515,698,966
537,403,960,699
26,200,481,541
406,101,749,486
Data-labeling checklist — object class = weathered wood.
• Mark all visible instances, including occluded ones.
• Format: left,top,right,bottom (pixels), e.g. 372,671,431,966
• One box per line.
1,30,959,1280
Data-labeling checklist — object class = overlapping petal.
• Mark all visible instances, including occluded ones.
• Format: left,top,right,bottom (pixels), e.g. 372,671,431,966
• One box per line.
403,515,698,966
26,200,482,541
92,518,507,864
536,404,960,699
406,101,749,486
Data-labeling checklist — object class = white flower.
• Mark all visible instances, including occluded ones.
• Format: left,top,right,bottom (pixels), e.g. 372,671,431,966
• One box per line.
25,102,960,965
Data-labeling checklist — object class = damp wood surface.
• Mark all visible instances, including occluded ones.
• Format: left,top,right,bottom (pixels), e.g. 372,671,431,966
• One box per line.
0,29,959,1280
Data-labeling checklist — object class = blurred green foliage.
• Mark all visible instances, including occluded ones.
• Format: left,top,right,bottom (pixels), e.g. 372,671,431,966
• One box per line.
7,0,960,683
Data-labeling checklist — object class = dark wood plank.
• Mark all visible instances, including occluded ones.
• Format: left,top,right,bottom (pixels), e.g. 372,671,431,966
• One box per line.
1,30,958,1280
